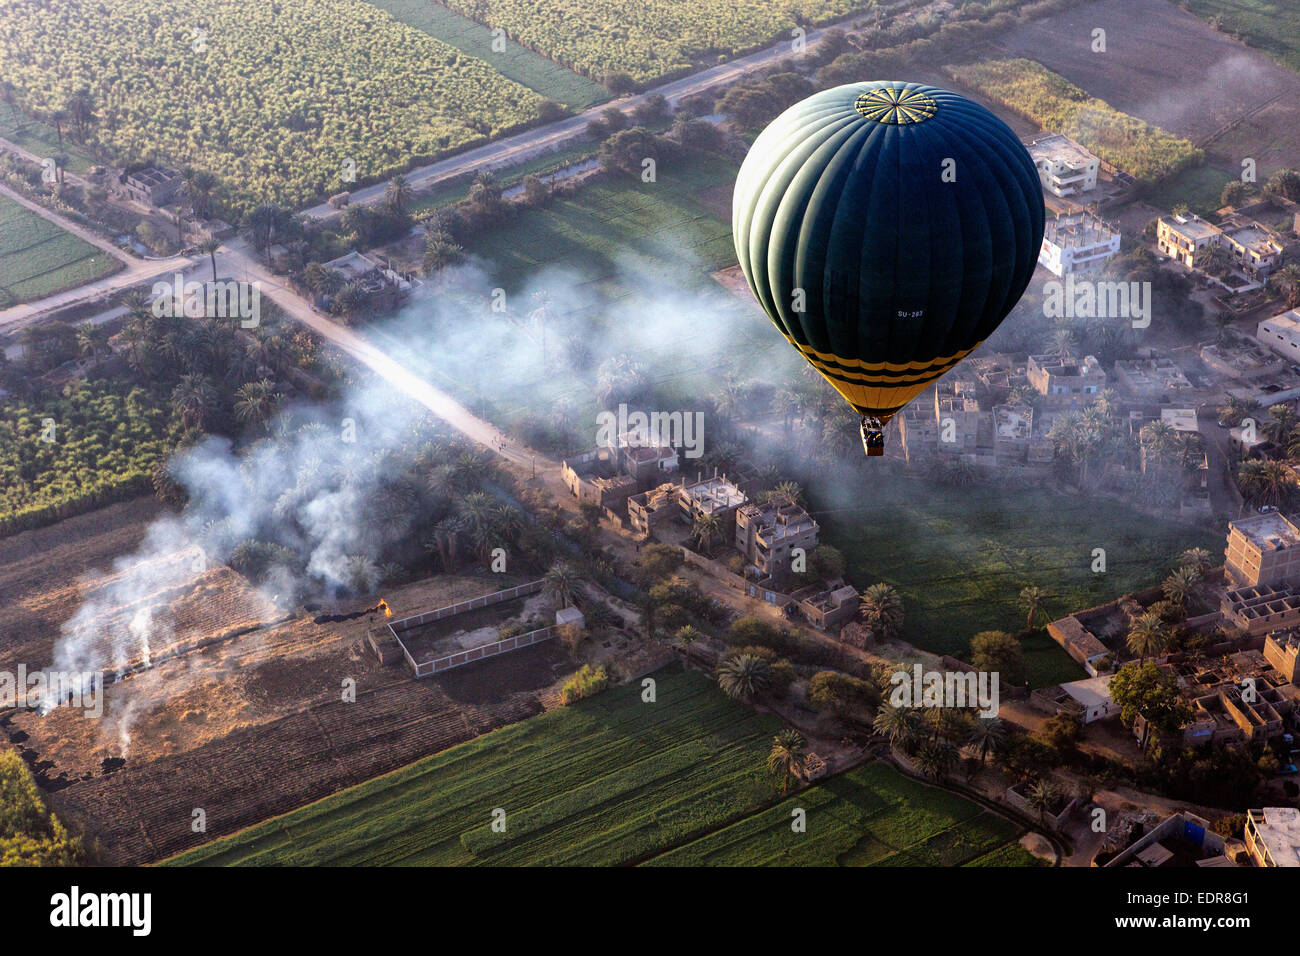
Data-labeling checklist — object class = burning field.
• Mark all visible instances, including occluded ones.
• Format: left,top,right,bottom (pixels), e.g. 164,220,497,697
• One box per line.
0,504,577,864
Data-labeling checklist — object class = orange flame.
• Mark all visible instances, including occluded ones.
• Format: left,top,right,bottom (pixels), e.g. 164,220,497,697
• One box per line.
378,599,392,618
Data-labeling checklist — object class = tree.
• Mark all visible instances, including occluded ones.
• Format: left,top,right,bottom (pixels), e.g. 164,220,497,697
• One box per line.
170,373,218,431
1220,179,1255,208
75,323,109,360
1019,584,1047,630
873,704,920,751
675,624,702,666
1270,264,1300,310
198,235,221,282
690,512,722,556
916,739,960,781
1162,565,1201,610
1025,778,1062,822
1264,168,1300,202
233,379,281,432
859,583,903,641
1265,403,1299,444
1179,547,1212,573
970,630,1025,686
716,653,772,701
808,670,878,717
1109,661,1193,751
1237,459,1296,509
384,174,412,216
544,562,578,608
767,728,806,794
968,717,1007,770
1126,612,1170,664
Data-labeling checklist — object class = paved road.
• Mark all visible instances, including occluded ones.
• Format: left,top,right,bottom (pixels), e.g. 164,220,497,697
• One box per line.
301,25,838,220
0,181,188,329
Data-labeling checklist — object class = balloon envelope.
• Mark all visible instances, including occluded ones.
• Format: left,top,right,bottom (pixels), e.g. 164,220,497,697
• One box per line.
732,81,1044,422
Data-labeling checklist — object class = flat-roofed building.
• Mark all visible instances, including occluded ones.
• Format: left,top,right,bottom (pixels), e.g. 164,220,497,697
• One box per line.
1245,808,1300,867
1038,210,1121,277
1027,353,1106,407
1225,512,1300,587
735,496,819,581
1222,219,1285,276
1157,213,1222,268
1258,310,1300,362
678,474,747,532
1026,133,1099,197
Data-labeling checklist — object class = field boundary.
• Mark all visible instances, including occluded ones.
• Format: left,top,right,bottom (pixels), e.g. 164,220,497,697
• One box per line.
388,579,552,676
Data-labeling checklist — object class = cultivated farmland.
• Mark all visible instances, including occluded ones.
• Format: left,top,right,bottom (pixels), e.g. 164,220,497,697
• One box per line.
369,0,609,108
0,0,544,213
440,0,879,84
165,668,1041,867
946,58,1203,183
1181,0,1300,73
648,762,1042,866
0,196,120,306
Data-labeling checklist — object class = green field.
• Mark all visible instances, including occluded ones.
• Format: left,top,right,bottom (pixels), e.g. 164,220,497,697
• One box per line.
1144,163,1238,217
369,0,608,108
815,471,1221,685
0,103,96,174
166,668,1036,866
1182,0,1300,72
0,196,120,307
648,762,1042,866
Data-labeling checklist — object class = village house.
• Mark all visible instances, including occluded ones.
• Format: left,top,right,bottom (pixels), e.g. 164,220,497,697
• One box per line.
1026,353,1106,409
1224,512,1300,588
1245,808,1300,866
116,164,182,206
1157,213,1223,268
1257,310,1300,363
1038,210,1121,277
735,495,819,582
678,473,747,535
1025,133,1100,197
1112,357,1193,398
793,583,859,631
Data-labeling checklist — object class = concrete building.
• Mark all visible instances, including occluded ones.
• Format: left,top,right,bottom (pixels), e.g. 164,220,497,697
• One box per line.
1224,512,1300,588
322,251,412,311
116,165,181,206
1258,310,1300,362
1059,674,1116,723
1113,358,1193,398
560,450,639,510
1222,218,1285,276
1264,631,1300,684
627,482,680,536
992,404,1033,460
795,584,859,631
1047,615,1112,675
1038,210,1121,277
678,474,747,533
1026,133,1099,197
1027,353,1106,408
1245,808,1300,866
735,496,819,582
1157,213,1223,268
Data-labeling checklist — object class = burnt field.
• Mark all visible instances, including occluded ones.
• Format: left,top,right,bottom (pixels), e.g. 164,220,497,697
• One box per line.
992,0,1300,172
44,640,573,865
0,504,577,864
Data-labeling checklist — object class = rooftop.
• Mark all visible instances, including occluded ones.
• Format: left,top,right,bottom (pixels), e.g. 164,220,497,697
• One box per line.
1061,674,1113,710
1162,213,1221,242
1230,513,1300,551
994,404,1032,440
1026,133,1097,169
1160,408,1198,432
1250,808,1300,866
681,476,746,513
1042,210,1118,248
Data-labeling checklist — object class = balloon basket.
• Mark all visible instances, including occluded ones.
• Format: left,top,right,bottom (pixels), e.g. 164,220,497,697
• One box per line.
860,417,885,458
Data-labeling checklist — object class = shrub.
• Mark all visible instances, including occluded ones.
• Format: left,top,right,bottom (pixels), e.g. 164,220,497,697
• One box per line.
560,664,610,704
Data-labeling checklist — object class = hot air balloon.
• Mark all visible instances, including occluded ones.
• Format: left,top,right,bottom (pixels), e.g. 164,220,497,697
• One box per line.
732,81,1044,456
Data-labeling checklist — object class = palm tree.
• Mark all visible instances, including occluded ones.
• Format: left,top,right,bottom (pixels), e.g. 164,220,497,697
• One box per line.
1025,778,1062,823
859,583,904,641
170,373,218,430
690,512,722,556
424,516,464,572
967,717,1007,770
1127,612,1169,664
1019,585,1047,630
873,704,920,750
1269,264,1300,309
198,236,220,282
233,379,281,432
384,174,412,216
1162,565,1200,610
544,562,578,608
1179,547,1212,573
916,739,960,780
75,323,109,360
1238,459,1296,509
675,624,702,666
716,653,772,702
1265,403,1299,445
767,728,807,795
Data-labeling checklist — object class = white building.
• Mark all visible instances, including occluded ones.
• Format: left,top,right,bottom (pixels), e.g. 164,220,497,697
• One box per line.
1257,310,1300,362
1026,133,1100,197
1245,808,1300,867
1038,210,1121,277
1059,674,1116,723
